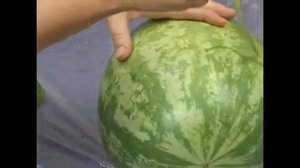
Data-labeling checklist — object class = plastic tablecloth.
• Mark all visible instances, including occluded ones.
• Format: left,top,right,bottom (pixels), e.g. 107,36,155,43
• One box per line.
37,0,263,167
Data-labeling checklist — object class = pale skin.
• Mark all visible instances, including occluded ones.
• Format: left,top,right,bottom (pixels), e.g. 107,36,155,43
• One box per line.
37,0,236,61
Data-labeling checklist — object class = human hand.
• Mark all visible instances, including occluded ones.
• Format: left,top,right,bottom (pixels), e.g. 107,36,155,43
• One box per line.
107,0,236,61
36,0,208,52
119,0,209,11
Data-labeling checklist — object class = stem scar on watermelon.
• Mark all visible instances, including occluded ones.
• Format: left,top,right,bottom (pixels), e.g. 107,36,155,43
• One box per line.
98,18,263,168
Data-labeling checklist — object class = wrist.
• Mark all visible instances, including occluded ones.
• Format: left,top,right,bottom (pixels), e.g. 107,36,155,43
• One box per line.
113,0,140,11
96,0,133,16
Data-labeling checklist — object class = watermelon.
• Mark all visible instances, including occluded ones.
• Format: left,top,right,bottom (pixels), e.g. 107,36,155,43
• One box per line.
98,20,263,168
37,81,46,108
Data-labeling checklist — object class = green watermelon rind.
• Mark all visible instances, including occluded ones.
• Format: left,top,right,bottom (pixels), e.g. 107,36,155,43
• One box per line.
99,20,263,168
37,81,46,108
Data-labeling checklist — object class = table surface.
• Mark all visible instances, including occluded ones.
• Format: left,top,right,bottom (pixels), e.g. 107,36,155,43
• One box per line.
37,1,263,168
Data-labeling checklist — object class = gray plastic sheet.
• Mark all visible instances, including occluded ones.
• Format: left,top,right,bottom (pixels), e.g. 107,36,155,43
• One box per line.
37,0,263,167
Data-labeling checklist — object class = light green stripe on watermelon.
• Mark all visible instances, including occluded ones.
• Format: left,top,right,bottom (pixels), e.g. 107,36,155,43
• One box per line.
99,20,263,168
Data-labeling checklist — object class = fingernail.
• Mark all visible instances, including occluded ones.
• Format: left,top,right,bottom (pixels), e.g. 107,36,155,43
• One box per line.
115,46,125,60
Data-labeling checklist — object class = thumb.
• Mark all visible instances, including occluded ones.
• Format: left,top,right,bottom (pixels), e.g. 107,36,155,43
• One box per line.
107,12,132,61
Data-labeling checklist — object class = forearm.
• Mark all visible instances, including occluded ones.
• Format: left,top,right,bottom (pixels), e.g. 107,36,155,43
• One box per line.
37,0,121,52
